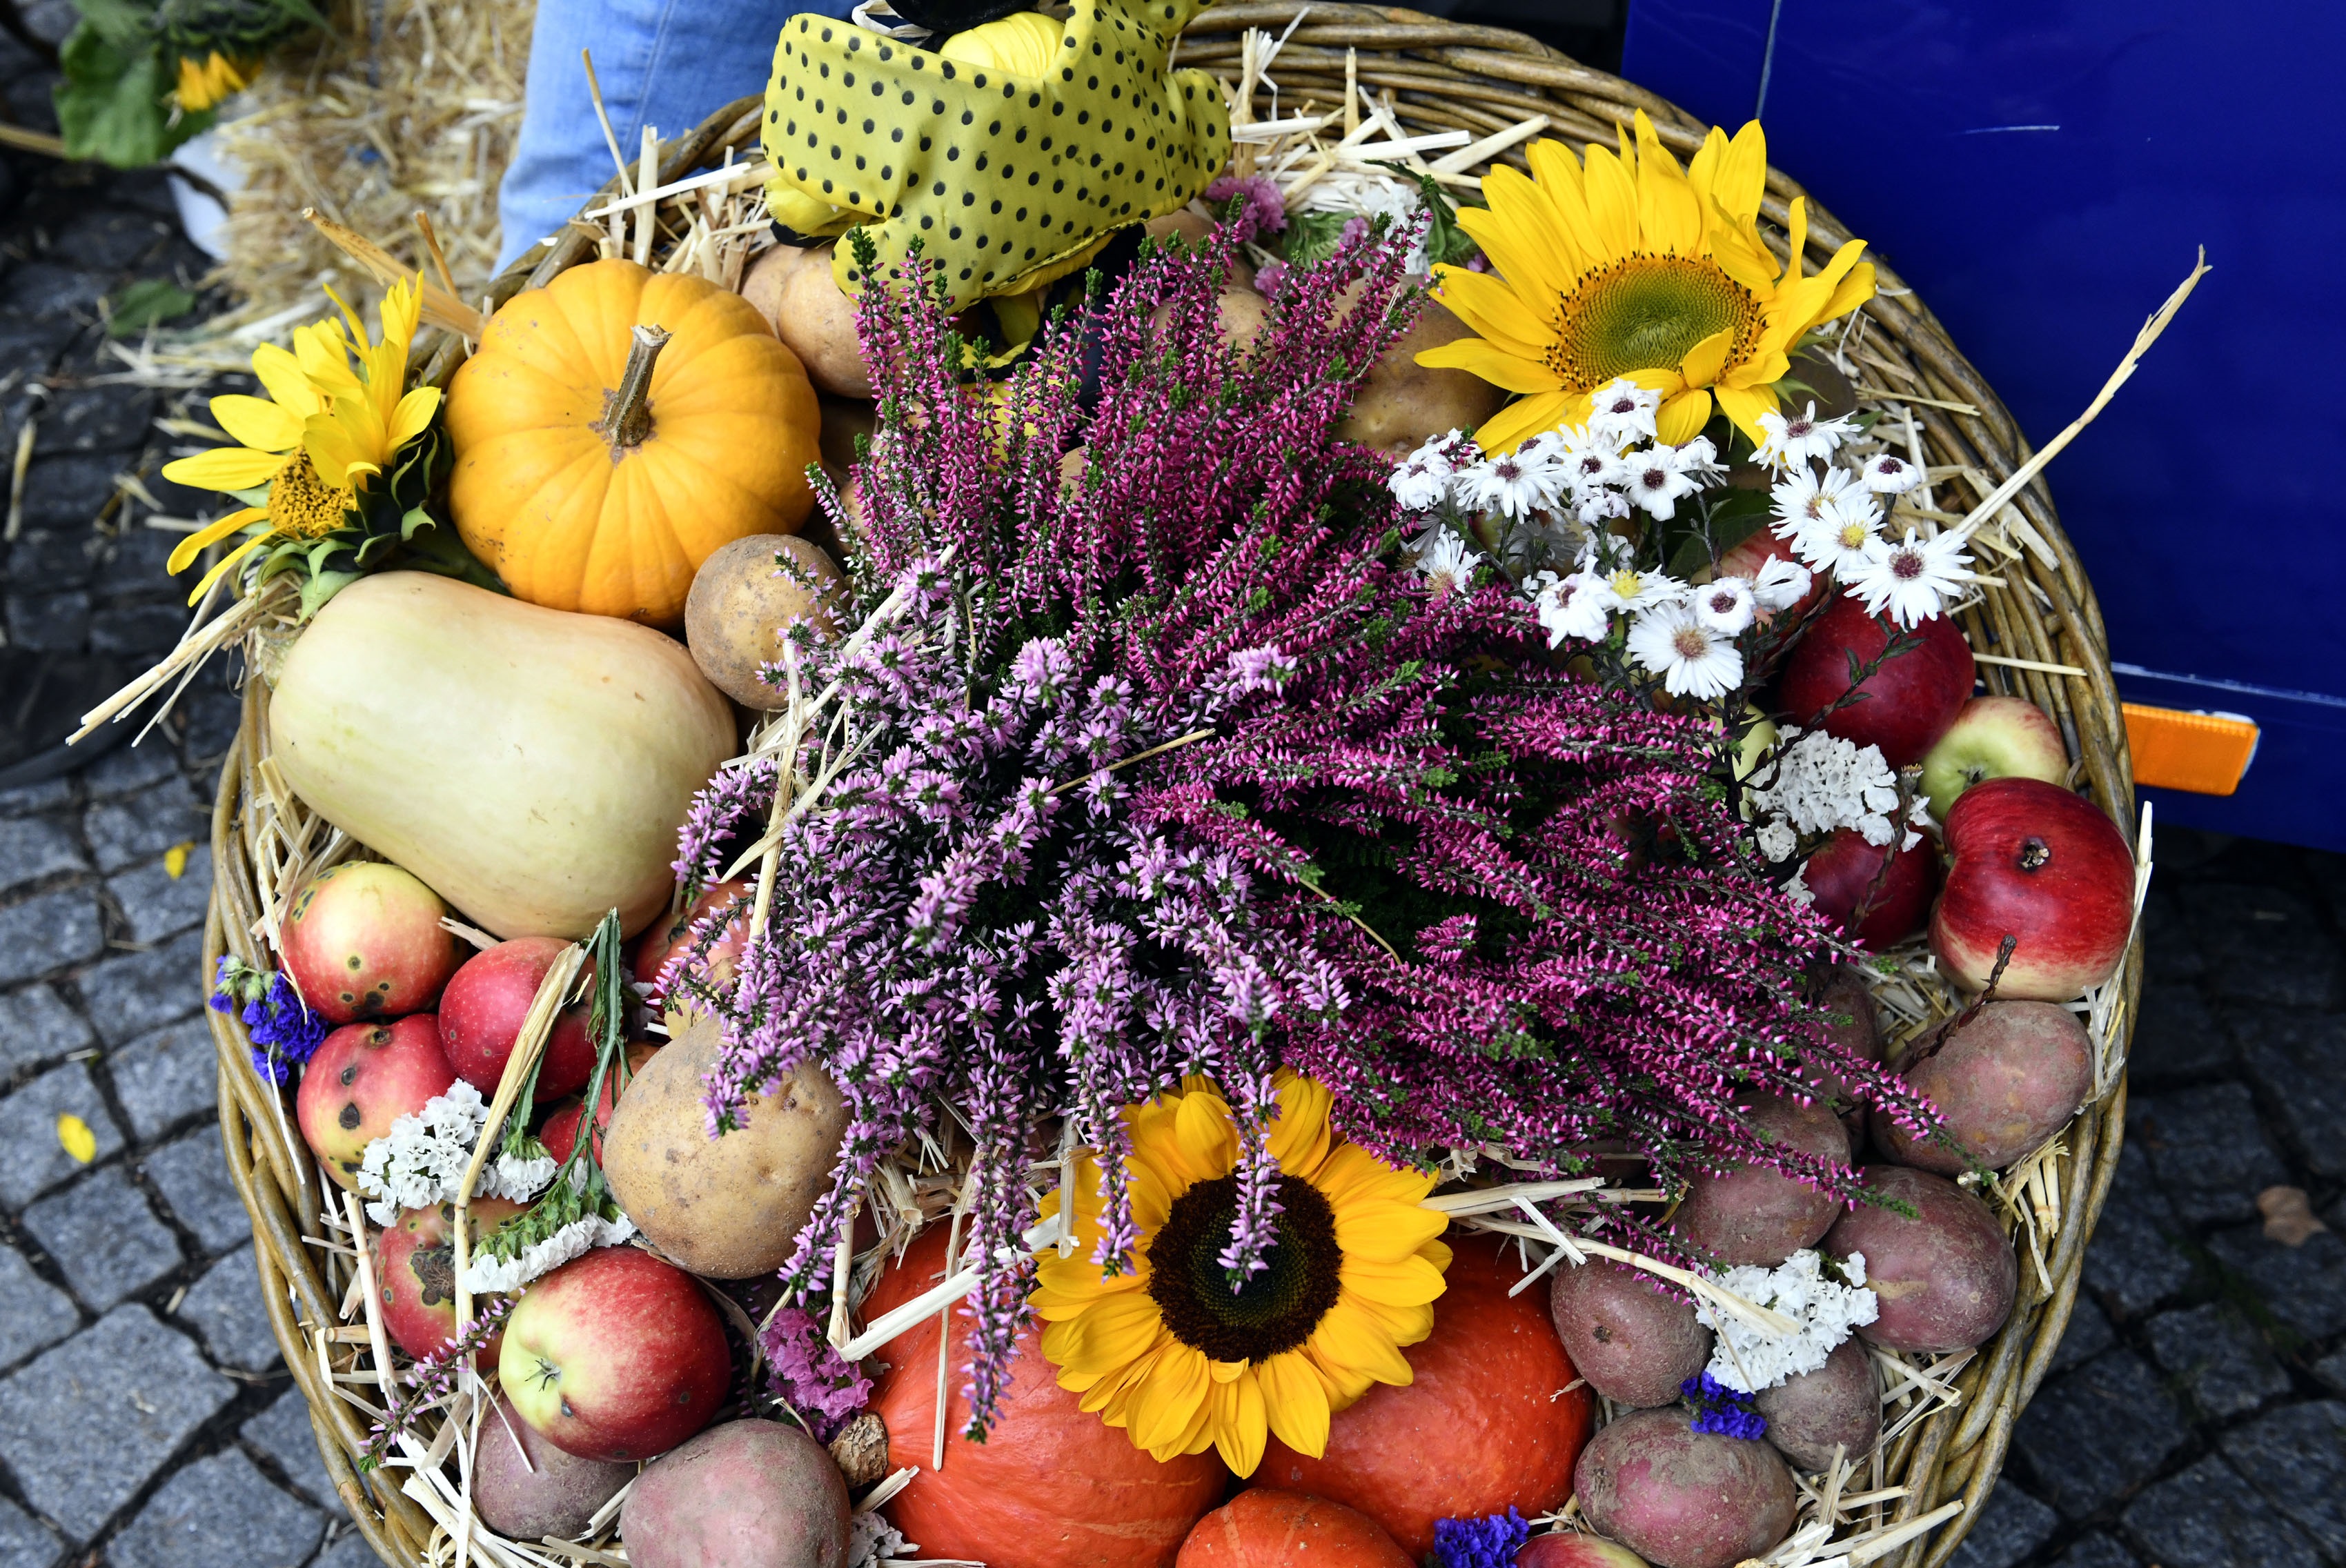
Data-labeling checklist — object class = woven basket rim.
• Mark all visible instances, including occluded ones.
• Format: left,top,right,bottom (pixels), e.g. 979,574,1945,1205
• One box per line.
212,12,2144,1566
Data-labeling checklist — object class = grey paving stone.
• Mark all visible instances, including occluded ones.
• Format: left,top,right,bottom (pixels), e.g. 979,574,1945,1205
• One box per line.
243,1386,336,1506
11,456,115,535
315,1529,387,1568
2129,1082,2287,1227
177,1244,277,1372
107,843,212,946
0,815,83,893
4,588,89,651
82,777,205,874
90,602,190,658
0,884,104,986
0,1244,77,1372
0,778,72,817
2220,1401,2346,1556
2139,887,2201,982
21,1167,180,1310
0,1304,237,1540
0,1060,124,1208
2182,884,2340,1008
2122,1452,2323,1568
0,1493,65,1568
179,685,241,765
1946,1482,2059,1568
2231,1009,2346,1180
2045,1530,2139,1568
0,982,94,1077
2205,1223,2346,1341
108,1015,218,1140
5,264,103,321
2012,1350,2189,1518
2047,1296,2117,1376
2315,1347,2346,1396
108,1446,324,1568
139,1127,248,1253
2126,986,2230,1082
2145,1302,2289,1419
79,926,204,1045
2081,1145,2194,1318
84,738,184,800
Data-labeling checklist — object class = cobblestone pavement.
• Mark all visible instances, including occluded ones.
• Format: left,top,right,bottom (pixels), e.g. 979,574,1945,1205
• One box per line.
3,17,2345,1568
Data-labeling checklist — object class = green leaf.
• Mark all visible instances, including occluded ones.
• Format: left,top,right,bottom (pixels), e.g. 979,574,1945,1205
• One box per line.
297,568,359,619
1276,208,1352,269
1379,163,1481,268
55,19,213,168
106,278,196,337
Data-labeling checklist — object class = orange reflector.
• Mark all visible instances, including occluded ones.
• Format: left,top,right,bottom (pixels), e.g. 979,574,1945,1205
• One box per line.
2122,704,2258,796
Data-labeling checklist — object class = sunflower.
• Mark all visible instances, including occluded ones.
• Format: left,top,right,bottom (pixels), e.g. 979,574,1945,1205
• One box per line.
164,275,442,603
173,51,260,112
1418,110,1875,452
1034,1071,1452,1477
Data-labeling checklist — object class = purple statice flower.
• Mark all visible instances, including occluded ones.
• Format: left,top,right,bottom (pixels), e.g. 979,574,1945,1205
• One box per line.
1435,1507,1530,1568
1203,172,1285,237
1684,1371,1768,1440
760,1307,871,1440
213,957,330,1085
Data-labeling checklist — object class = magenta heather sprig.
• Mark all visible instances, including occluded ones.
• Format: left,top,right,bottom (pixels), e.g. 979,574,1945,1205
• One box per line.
360,1297,513,1469
761,1306,872,1440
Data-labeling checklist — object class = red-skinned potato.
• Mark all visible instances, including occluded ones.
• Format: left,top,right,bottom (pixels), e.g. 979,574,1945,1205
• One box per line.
630,879,753,1023
1825,1167,2016,1353
440,938,596,1102
1519,1536,1653,1568
373,1198,526,1364
476,1391,636,1542
1809,966,1884,1140
1752,1338,1881,1471
1575,1407,1798,1568
1175,1489,1412,1567
295,1015,456,1190
1669,1093,1850,1269
1548,1260,1713,1408
1872,1001,2092,1173
620,1420,851,1568
280,862,462,1023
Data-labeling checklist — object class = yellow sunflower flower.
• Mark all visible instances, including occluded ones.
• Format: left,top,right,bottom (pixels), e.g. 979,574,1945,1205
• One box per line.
1034,1071,1452,1478
1418,110,1876,451
163,276,442,603
175,52,260,113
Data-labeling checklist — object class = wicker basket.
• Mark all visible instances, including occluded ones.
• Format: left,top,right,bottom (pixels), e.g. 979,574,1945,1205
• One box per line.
207,10,2144,1565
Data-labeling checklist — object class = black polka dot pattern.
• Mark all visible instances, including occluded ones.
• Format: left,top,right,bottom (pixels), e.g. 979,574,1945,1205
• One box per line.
760,0,1229,312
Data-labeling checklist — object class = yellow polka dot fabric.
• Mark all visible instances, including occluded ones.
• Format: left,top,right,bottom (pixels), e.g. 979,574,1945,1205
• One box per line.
760,0,1231,313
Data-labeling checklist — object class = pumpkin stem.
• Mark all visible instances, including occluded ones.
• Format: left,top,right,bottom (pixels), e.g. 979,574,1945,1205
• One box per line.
598,324,671,453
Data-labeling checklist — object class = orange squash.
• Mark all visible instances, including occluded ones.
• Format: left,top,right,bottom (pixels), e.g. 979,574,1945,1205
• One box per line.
862,1227,1228,1568
1176,1489,1413,1567
444,259,820,626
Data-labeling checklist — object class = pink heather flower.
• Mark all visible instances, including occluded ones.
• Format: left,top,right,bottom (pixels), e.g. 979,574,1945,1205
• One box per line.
1204,174,1287,238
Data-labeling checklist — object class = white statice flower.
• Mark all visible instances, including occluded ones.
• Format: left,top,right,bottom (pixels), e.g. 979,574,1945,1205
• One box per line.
1529,570,1615,646
1690,576,1757,637
848,1512,916,1568
1844,528,1973,627
460,1212,638,1293
1388,430,1469,512
1627,603,1744,700
1750,553,1815,613
1459,441,1568,520
1755,817,1800,862
1860,451,1928,495
1696,1249,1880,1393
1791,491,1886,578
1585,378,1662,446
1753,400,1854,470
1746,728,1904,844
1768,464,1866,542
357,1079,492,1226
1414,529,1480,597
480,1149,558,1204
1619,441,1709,521
1784,862,1815,907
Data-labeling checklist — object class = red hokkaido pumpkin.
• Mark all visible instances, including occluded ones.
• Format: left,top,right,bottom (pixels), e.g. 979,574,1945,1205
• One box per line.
862,1227,1228,1568
1176,1489,1413,1567
1256,1235,1595,1557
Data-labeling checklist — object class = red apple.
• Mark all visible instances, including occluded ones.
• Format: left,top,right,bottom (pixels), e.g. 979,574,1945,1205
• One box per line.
538,1042,661,1164
499,1246,731,1462
440,939,595,1102
627,879,752,1006
1920,695,2069,822
373,1198,527,1364
1779,595,1974,767
1932,777,2134,998
281,862,463,1024
297,1015,458,1191
1519,1535,1653,1568
1800,828,1938,949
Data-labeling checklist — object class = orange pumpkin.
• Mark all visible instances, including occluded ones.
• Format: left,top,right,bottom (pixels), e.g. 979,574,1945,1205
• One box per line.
1176,1489,1413,1567
444,259,820,626
1256,1235,1596,1558
863,1226,1228,1568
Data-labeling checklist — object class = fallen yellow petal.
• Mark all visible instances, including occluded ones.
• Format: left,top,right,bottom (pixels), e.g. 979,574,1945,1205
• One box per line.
164,842,194,880
57,1114,96,1164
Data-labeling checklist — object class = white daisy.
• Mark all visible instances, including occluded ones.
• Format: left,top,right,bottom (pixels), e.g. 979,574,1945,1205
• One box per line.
1619,442,1706,521
1555,424,1625,488
1459,444,1568,520
1627,602,1744,700
1845,527,1971,626
1860,452,1928,495
1768,464,1865,542
1792,493,1886,578
1415,529,1480,597
1388,430,1472,512
1530,569,1616,646
1753,401,1855,470
1750,554,1815,612
1691,576,1757,636
1586,378,1662,446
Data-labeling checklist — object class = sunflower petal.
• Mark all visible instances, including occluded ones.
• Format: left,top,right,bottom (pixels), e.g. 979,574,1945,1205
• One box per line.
208,394,303,454
1334,1198,1451,1262
1817,257,1877,327
161,446,288,492
249,344,322,417
1526,139,1607,266
1339,1251,1449,1307
1677,326,1734,389
1127,1342,1210,1453
1414,337,1559,395
389,386,442,450
1715,381,1779,448
1578,143,1640,259
1713,120,1770,230
1268,1070,1334,1178
1257,1350,1332,1458
166,507,266,575
1311,1296,1417,1387
184,537,264,604
1633,112,1702,255
1172,1089,1237,1182
1427,266,1557,364
1655,386,1714,445
1212,1372,1268,1477
1470,390,1576,455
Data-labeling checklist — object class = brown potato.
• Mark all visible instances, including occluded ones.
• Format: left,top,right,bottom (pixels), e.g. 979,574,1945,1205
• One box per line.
603,1012,849,1278
1145,208,1216,245
684,535,848,710
1752,1338,1880,1471
1575,1407,1797,1568
620,1420,851,1568
1152,284,1269,354
1825,1166,2017,1353
741,243,870,398
1669,1092,1851,1268
815,394,878,484
475,1391,634,1541
1872,1000,2092,1174
1548,1259,1713,1408
1337,299,1508,456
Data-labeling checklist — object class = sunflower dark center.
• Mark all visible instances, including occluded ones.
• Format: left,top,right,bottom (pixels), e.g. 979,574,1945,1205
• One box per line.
1545,252,1763,391
1147,1173,1343,1363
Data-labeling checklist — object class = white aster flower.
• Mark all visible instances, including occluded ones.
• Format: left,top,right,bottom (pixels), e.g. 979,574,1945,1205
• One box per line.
1746,728,1905,844
357,1079,493,1227
459,1211,638,1293
1619,442,1708,521
1768,464,1865,541
1750,553,1815,613
1459,442,1569,520
1415,529,1480,597
1599,565,1687,611
1696,1249,1880,1393
1627,602,1744,700
1389,430,1470,512
1574,485,1631,528
1530,569,1616,646
1793,493,1886,578
1555,423,1626,487
1691,576,1757,637
1860,451,1927,495
1753,401,1855,470
1845,528,1973,627
1585,378,1662,446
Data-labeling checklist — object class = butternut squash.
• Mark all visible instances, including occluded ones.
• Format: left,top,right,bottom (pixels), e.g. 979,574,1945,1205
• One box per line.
268,573,735,940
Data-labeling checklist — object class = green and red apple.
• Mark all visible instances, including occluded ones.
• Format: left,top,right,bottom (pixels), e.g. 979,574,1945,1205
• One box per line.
295,1015,457,1190
1920,695,2068,821
500,1246,731,1462
281,862,463,1024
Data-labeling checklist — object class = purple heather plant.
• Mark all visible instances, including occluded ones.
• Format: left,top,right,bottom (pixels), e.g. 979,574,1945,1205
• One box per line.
760,1306,873,1440
362,1297,513,1468
668,214,1943,1437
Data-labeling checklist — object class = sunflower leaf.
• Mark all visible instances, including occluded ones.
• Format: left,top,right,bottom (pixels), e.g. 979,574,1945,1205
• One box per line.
106,279,197,337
